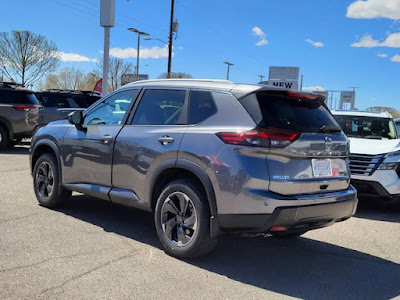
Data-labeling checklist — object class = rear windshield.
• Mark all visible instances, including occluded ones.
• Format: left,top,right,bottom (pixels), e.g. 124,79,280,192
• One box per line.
334,115,398,140
0,90,39,104
240,92,339,133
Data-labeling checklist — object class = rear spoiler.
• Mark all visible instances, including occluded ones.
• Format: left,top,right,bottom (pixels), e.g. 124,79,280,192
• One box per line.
232,85,325,103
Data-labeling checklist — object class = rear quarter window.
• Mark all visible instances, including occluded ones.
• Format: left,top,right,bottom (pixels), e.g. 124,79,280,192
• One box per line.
188,91,217,124
240,92,338,133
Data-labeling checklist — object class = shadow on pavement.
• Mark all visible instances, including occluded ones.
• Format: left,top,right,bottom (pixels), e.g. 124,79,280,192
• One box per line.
354,199,400,223
58,194,400,300
0,144,30,155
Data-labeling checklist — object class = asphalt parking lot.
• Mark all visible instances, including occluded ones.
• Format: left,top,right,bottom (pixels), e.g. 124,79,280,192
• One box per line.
1,143,399,300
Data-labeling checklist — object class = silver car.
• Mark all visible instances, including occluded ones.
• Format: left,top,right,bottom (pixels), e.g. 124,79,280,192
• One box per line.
30,79,358,258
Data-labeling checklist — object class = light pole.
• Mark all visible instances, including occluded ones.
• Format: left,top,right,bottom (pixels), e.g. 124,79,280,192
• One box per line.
223,61,234,80
128,27,149,80
258,75,265,82
144,37,168,45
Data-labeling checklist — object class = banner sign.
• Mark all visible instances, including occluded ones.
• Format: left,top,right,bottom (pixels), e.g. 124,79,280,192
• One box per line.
268,66,300,81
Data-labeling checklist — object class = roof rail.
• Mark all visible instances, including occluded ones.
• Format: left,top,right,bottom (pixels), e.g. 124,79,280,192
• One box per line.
44,89,98,96
0,81,24,88
127,78,233,86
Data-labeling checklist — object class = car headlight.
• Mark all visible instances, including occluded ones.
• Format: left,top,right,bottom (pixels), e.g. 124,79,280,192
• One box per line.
378,151,400,170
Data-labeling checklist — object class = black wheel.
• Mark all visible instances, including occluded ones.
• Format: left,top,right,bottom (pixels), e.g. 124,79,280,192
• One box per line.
0,126,10,150
33,153,71,208
272,230,308,238
154,179,218,258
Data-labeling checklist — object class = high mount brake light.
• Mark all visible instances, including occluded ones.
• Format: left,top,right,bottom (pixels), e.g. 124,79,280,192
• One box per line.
216,128,299,148
13,105,37,111
287,91,318,100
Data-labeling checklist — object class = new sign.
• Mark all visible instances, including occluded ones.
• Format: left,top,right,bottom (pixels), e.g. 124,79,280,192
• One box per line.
267,66,300,90
267,81,299,90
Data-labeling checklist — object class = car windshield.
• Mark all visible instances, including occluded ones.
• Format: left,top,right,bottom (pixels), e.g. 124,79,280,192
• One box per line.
396,120,400,134
334,115,398,140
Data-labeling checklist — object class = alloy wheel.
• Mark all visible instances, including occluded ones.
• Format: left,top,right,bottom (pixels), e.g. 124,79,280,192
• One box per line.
35,162,54,200
161,191,198,247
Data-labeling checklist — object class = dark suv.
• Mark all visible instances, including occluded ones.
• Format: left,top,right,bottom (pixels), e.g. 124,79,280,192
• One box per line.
0,82,41,149
30,79,358,258
35,90,100,126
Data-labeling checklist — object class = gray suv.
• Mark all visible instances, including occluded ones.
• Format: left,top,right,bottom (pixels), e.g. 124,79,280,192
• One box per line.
30,79,358,258
0,82,41,149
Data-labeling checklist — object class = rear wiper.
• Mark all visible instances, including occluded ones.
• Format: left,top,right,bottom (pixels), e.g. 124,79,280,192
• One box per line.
319,124,342,133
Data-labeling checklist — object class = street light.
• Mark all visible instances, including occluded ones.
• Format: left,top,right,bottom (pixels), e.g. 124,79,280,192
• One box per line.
258,75,265,82
223,61,234,80
144,37,168,45
128,27,149,80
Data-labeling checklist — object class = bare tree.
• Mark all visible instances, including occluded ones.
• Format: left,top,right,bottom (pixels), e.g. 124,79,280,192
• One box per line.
0,30,60,87
367,106,400,118
158,72,192,79
96,57,134,92
38,68,99,91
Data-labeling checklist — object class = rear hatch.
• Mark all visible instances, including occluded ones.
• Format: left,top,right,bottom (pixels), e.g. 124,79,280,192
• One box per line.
6,90,42,127
240,90,350,196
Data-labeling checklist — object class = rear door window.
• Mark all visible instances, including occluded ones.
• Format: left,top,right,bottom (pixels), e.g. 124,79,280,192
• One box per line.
241,92,339,133
188,91,217,124
132,89,186,125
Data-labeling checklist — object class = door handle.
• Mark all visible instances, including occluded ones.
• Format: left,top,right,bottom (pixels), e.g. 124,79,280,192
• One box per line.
158,136,174,145
101,134,113,144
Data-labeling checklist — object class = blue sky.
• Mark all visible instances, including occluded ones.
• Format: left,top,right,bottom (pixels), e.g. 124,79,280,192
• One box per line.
1,0,400,109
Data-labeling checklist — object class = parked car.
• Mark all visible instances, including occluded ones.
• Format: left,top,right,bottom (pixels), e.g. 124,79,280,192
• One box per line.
0,82,41,149
332,110,400,205
30,79,358,258
395,118,400,134
35,89,100,126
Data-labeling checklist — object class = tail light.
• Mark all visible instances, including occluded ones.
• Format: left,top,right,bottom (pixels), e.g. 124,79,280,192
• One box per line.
216,127,299,148
13,105,38,111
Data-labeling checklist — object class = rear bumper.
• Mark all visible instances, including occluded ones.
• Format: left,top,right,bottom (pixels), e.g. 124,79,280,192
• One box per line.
218,197,358,234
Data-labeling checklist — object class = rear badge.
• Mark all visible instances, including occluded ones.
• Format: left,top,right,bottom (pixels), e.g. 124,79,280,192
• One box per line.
272,175,290,180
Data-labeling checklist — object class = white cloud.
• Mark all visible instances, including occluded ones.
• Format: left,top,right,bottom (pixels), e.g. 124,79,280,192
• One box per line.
252,26,268,46
109,46,170,59
347,0,400,20
377,53,388,57
351,33,400,47
391,54,400,62
302,85,325,91
305,39,324,48
58,52,97,63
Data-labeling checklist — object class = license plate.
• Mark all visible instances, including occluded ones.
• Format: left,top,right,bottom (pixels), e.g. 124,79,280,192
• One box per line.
312,159,332,177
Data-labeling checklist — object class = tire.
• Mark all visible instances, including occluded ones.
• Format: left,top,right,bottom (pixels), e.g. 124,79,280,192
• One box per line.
33,153,71,208
272,230,308,238
154,179,218,258
0,126,10,150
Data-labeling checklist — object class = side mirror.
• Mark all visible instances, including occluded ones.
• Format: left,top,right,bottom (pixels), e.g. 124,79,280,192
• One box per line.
68,111,83,126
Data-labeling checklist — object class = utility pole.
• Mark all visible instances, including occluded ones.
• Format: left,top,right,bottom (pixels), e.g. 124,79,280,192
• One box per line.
258,75,265,82
223,61,234,80
167,0,175,78
326,90,340,110
300,74,303,91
